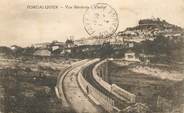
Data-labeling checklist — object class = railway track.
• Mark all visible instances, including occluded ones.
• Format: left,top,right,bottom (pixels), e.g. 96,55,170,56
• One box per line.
82,62,129,110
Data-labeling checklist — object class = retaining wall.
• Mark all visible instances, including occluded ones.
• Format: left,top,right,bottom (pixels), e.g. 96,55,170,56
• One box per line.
78,59,116,113
92,59,136,104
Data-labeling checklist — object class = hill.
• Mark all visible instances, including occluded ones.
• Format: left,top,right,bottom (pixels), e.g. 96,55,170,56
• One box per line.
117,18,184,43
0,46,13,58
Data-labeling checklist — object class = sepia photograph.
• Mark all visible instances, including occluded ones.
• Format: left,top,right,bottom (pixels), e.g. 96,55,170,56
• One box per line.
0,0,184,113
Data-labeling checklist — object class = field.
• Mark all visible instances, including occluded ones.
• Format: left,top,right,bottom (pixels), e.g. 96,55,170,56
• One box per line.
0,58,76,113
108,61,181,111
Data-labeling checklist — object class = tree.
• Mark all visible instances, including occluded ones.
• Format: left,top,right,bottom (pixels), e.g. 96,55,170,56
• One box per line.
99,42,113,58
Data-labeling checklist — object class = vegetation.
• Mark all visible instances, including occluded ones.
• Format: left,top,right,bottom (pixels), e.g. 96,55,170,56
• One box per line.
0,68,75,113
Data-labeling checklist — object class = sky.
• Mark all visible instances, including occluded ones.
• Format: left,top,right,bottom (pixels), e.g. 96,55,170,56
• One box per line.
0,0,184,47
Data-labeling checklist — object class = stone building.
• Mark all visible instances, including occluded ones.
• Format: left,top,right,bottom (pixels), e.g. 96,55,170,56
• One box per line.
33,49,51,57
124,50,140,62
33,49,51,61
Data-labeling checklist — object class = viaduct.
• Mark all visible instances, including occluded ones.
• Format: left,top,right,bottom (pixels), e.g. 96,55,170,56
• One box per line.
55,59,136,113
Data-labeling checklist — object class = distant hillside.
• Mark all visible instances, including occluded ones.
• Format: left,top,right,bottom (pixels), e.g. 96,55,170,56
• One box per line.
76,18,184,45
117,18,184,42
0,46,13,58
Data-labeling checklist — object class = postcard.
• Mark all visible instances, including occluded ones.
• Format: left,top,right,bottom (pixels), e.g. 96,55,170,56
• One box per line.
0,0,183,113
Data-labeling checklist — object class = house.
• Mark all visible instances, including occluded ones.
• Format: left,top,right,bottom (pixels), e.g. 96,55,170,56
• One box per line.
124,50,140,62
10,45,21,50
64,48,72,53
33,42,50,49
51,46,59,51
124,41,135,48
50,40,65,51
33,49,51,57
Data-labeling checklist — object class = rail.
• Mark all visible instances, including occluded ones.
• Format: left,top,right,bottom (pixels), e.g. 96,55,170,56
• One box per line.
92,59,136,104
77,59,116,112
77,59,136,112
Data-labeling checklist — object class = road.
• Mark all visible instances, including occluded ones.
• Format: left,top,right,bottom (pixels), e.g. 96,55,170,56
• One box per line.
59,60,103,113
